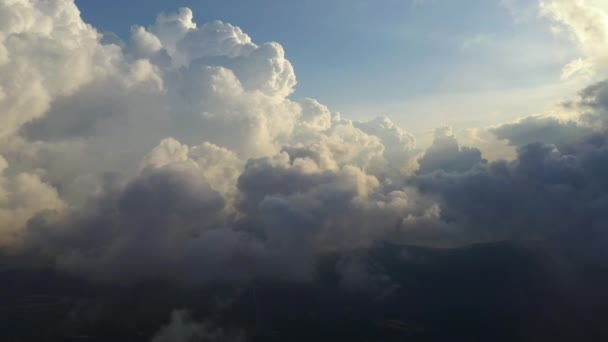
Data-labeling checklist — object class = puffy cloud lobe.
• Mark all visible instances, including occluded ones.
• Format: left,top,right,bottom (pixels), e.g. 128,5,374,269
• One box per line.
0,155,64,247
166,61,300,156
151,9,250,62
416,128,485,174
235,152,382,264
354,116,417,173
139,8,296,97
141,138,244,207
298,98,333,131
0,0,100,138
286,116,408,174
130,26,163,58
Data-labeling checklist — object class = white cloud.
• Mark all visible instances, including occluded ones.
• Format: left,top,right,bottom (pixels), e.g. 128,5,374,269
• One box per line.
0,0,100,139
0,155,64,247
541,0,608,80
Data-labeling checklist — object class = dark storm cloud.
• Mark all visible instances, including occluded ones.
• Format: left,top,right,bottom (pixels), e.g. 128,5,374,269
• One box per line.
411,81,608,241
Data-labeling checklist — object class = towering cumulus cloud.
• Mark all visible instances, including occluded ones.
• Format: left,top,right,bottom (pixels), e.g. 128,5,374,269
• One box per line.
1,0,608,291
0,0,423,286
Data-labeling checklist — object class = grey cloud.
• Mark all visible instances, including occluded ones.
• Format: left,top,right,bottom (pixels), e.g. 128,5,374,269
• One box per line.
580,79,608,126
412,127,608,242
417,128,485,175
403,81,608,242
492,116,592,150
23,166,234,285
492,81,608,150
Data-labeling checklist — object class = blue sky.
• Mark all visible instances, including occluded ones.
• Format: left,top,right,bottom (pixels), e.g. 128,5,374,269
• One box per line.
76,0,580,133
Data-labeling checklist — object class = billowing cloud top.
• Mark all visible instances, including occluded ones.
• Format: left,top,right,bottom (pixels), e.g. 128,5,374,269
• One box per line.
1,0,608,290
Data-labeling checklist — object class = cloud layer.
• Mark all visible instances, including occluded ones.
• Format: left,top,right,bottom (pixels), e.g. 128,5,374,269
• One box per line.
1,0,608,289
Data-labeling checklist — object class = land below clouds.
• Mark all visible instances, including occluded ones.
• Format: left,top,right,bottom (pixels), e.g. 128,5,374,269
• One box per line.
2,236,608,342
